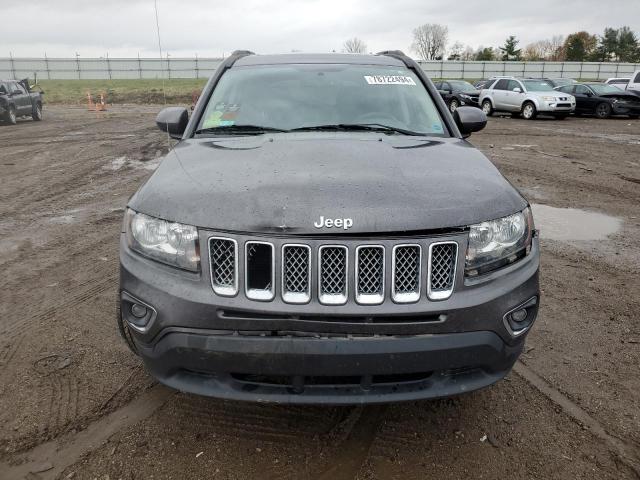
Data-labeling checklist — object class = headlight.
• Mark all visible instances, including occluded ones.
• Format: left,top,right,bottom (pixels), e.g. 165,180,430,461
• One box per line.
125,209,200,271
465,207,534,277
460,94,471,100
541,96,556,102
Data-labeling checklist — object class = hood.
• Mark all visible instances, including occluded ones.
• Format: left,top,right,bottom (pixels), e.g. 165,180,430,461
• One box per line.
129,134,527,235
460,90,481,97
533,90,572,98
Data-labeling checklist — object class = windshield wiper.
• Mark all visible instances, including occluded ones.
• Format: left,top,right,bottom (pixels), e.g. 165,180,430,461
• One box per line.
194,125,288,135
289,123,426,136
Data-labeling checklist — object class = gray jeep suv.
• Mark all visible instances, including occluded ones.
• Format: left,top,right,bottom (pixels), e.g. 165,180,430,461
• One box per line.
480,77,575,119
118,51,540,404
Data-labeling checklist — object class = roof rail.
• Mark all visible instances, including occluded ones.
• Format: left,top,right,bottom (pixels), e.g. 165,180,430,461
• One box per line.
375,50,406,57
230,50,255,56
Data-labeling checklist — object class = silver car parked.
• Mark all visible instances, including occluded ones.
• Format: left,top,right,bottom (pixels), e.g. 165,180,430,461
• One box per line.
479,77,576,120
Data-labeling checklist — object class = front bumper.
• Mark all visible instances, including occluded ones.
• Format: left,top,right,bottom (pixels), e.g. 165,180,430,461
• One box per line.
612,102,640,116
120,234,540,404
538,101,575,113
459,96,480,108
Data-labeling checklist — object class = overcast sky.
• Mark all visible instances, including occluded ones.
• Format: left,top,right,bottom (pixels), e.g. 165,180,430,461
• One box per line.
2,0,639,58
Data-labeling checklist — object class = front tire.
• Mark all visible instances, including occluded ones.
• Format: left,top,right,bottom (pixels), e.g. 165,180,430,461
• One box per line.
116,298,139,355
32,102,42,121
5,105,17,125
522,102,537,120
481,99,493,116
595,102,612,119
449,98,459,113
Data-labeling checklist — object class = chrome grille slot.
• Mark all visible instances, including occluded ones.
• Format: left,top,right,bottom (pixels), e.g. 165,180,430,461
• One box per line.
392,245,421,303
282,244,311,304
355,246,385,305
428,242,458,300
208,237,238,296
318,246,348,305
245,241,275,301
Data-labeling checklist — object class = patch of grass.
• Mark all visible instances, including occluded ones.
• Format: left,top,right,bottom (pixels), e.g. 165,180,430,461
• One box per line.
36,79,207,105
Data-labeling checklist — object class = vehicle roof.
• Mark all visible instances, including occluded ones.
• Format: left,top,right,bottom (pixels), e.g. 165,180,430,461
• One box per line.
233,53,406,67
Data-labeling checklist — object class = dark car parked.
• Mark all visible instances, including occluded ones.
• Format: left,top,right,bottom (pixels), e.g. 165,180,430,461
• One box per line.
434,80,481,112
0,79,43,125
474,79,494,90
119,50,539,404
556,82,640,118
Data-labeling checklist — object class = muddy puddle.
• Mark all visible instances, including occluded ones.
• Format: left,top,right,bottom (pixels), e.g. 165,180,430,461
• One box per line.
531,204,622,241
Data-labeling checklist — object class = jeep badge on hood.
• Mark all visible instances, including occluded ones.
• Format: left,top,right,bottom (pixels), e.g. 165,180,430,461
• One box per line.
314,216,354,230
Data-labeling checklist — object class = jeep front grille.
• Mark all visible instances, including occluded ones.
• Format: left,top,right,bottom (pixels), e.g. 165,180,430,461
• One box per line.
282,245,311,304
208,237,237,296
355,246,385,305
318,246,348,305
245,241,275,301
428,242,458,300
392,245,421,303
208,236,458,305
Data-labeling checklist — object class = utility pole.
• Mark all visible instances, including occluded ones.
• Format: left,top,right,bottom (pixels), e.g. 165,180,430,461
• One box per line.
9,52,16,80
75,52,81,79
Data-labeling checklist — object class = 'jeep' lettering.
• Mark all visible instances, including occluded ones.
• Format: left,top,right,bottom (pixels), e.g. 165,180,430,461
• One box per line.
314,216,354,230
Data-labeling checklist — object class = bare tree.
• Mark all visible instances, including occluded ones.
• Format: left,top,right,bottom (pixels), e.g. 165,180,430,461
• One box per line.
461,46,475,61
343,37,367,54
411,23,449,60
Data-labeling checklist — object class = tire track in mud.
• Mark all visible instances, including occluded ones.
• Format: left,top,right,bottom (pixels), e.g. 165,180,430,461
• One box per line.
513,362,640,476
0,273,118,347
0,384,173,480
314,405,387,480
166,394,348,443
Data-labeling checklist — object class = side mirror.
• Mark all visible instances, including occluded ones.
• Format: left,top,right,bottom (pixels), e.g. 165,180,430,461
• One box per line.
156,107,189,139
453,106,487,138
513,87,522,93
584,91,593,97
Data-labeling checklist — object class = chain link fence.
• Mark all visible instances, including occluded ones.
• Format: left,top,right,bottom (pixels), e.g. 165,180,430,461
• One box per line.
1,56,639,81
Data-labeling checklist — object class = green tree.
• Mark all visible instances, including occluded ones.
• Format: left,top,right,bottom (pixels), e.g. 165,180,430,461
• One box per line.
564,31,597,61
616,26,640,62
499,36,521,61
474,47,495,61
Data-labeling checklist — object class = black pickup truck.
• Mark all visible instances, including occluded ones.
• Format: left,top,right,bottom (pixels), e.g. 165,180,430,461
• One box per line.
0,79,43,125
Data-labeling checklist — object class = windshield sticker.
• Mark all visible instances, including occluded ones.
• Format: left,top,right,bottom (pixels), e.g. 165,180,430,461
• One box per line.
364,75,416,86
202,104,240,128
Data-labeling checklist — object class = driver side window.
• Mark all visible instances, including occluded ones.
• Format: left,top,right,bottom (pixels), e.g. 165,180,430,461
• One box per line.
507,80,521,92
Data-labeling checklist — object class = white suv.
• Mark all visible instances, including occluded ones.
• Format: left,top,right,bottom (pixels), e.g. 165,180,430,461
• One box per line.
479,77,576,120
627,70,640,95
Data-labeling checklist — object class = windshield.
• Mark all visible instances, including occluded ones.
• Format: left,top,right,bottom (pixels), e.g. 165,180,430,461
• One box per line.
522,80,555,92
590,84,627,95
448,80,477,93
197,64,448,136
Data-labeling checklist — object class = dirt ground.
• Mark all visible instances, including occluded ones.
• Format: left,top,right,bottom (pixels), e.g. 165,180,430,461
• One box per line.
0,106,639,480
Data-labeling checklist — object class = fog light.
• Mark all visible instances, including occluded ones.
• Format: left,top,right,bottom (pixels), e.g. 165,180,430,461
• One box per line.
120,291,157,334
130,303,148,318
503,296,538,337
511,308,528,322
